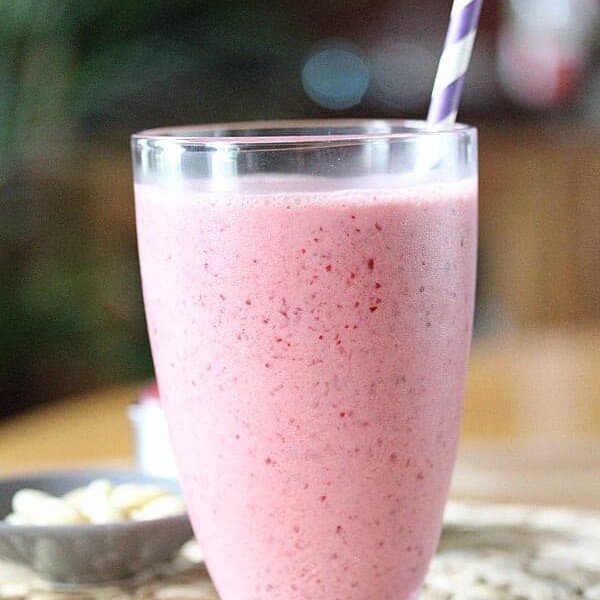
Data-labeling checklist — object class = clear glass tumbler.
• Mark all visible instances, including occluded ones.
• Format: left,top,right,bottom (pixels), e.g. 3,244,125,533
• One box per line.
132,120,477,600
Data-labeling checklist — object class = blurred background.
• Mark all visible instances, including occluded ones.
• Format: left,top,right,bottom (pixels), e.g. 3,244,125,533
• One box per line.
0,0,598,505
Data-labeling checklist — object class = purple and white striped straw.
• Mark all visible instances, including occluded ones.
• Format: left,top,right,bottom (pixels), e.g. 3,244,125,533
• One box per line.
427,0,483,129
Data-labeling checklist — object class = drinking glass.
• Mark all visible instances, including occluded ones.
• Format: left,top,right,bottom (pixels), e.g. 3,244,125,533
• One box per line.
132,120,477,600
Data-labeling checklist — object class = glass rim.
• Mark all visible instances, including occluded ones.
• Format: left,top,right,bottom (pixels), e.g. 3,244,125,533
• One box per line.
132,119,476,147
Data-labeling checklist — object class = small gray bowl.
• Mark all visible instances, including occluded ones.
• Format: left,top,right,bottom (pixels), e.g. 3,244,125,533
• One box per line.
0,469,194,586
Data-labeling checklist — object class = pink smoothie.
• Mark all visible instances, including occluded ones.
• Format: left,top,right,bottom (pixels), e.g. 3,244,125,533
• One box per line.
135,177,477,600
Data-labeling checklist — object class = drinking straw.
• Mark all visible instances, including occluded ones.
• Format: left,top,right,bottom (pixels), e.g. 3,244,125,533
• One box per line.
427,0,483,129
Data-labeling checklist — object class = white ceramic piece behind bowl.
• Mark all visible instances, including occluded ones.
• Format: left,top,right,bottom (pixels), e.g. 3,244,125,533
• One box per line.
128,383,179,479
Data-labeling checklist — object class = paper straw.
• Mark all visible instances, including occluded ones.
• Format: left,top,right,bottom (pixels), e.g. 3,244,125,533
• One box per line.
427,0,483,129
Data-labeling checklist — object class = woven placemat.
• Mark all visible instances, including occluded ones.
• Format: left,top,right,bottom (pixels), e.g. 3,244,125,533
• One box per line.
1,502,599,599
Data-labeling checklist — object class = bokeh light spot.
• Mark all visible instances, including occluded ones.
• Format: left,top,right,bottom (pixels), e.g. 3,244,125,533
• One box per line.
302,40,370,110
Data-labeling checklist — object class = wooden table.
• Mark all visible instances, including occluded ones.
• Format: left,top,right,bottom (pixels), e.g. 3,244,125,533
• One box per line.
0,384,138,472
1,327,599,507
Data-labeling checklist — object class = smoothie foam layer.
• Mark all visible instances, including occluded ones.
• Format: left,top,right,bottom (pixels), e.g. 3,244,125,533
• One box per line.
136,177,477,600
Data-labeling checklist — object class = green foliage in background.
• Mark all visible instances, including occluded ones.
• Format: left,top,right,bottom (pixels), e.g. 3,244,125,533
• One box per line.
0,0,301,175
0,0,304,415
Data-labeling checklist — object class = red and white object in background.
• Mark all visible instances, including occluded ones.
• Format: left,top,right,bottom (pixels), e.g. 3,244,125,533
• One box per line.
128,381,179,479
497,0,600,109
